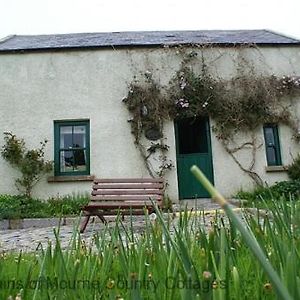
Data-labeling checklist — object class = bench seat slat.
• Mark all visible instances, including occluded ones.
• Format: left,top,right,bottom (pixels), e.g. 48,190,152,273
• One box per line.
93,178,163,183
91,195,162,201
84,202,155,209
83,210,150,216
92,183,163,189
92,189,163,195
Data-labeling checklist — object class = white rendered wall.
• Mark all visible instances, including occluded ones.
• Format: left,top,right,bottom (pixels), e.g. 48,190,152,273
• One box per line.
0,46,299,201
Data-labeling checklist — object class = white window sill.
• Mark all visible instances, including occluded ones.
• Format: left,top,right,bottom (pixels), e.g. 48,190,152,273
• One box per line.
48,175,95,182
265,166,288,172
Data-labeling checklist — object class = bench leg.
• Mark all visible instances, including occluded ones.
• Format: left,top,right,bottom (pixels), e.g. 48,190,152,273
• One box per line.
80,215,91,233
95,213,107,224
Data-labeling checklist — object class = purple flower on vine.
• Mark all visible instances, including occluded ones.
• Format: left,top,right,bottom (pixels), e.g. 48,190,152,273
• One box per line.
179,76,187,90
180,81,187,90
280,76,300,89
176,98,189,108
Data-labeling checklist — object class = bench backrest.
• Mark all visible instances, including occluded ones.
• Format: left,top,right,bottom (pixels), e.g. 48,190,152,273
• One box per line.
91,178,164,207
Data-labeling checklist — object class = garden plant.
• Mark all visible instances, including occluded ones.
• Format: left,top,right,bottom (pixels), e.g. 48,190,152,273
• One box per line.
1,132,52,197
0,180,299,299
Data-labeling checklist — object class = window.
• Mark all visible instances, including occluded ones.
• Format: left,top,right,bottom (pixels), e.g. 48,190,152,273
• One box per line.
263,124,282,166
54,120,90,176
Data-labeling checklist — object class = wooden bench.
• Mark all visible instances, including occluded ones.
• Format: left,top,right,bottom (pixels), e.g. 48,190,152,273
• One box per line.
80,178,164,233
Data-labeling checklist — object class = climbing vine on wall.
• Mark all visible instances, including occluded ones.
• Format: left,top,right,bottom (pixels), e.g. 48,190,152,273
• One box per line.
123,47,300,184
122,73,174,177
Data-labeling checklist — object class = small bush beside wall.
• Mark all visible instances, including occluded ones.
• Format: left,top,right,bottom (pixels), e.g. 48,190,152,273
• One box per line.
1,132,53,197
287,154,300,180
236,180,300,202
0,194,89,220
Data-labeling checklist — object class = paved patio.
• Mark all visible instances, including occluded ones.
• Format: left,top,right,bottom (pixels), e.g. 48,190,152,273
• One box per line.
0,199,240,252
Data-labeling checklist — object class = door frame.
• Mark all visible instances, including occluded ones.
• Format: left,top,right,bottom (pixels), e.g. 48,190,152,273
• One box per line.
174,116,214,199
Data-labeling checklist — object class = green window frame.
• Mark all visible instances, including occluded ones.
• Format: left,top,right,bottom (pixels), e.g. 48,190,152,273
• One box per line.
263,124,282,166
54,120,90,176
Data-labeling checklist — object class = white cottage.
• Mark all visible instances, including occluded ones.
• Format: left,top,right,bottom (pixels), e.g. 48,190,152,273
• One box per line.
0,30,300,202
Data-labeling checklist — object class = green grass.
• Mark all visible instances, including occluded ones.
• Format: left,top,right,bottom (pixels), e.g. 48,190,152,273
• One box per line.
191,165,297,300
0,196,299,299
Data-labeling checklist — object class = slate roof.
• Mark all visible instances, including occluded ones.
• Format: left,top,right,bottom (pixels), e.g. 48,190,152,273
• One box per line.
0,30,299,52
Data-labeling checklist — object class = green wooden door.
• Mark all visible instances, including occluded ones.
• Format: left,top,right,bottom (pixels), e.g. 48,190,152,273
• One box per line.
175,117,214,199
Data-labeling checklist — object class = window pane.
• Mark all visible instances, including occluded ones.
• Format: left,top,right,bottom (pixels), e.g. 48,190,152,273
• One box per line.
264,127,275,146
60,150,74,172
73,149,87,172
73,148,86,168
60,150,87,172
73,126,86,148
60,126,73,149
266,147,276,165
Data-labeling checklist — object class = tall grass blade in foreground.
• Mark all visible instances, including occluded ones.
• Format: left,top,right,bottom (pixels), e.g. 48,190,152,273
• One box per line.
190,165,292,300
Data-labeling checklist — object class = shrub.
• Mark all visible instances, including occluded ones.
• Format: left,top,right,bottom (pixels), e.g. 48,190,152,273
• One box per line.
20,197,49,218
236,180,300,202
1,132,53,197
0,195,47,219
287,154,300,180
0,194,89,219
236,186,274,202
162,194,173,212
270,180,300,198
0,195,22,219
47,194,89,216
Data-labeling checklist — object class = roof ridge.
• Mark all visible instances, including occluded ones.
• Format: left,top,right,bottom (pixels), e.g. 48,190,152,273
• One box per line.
3,29,299,38
0,30,299,52
1,29,287,38
0,35,16,44
263,29,300,42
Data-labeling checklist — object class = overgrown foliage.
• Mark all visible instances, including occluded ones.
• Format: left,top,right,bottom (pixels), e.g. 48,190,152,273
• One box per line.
123,74,174,177
1,132,53,197
169,66,300,140
0,194,89,219
123,74,166,143
236,179,300,203
123,48,300,182
0,195,22,220
287,154,300,180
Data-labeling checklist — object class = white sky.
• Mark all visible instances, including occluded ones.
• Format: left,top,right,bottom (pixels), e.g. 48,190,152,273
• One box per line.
1,0,300,40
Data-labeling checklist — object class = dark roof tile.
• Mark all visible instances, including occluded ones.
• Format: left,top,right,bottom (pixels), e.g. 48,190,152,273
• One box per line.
0,30,299,52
